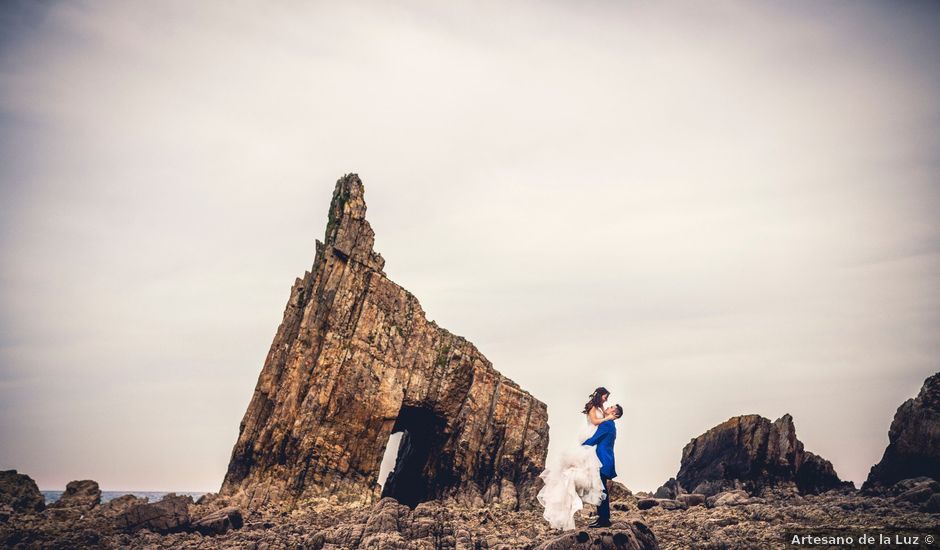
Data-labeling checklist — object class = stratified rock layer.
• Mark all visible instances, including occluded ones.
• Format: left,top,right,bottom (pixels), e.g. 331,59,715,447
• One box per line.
864,372,940,491
221,174,549,511
676,414,846,496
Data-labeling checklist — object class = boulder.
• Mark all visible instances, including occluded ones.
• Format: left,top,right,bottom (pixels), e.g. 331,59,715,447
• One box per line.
221,174,549,511
657,499,687,511
863,373,940,492
707,490,752,507
114,494,192,533
0,470,44,514
676,493,706,507
892,478,939,505
50,480,100,509
676,414,845,496
608,481,633,501
102,494,148,516
535,520,659,549
192,506,243,536
653,478,682,499
923,493,940,513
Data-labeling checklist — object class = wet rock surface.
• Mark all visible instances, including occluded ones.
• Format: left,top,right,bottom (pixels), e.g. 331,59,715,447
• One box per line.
221,174,549,512
864,373,940,492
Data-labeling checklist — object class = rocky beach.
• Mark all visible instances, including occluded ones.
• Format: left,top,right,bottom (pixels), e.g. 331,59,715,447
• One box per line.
2,175,938,549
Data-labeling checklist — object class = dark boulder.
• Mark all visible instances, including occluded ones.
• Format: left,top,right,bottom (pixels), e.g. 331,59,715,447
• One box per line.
535,520,659,549
114,493,192,533
0,470,44,514
608,481,633,501
192,506,243,536
50,480,100,509
676,493,706,507
923,493,940,513
653,478,682,499
863,373,940,492
657,499,687,511
676,414,846,496
796,452,853,494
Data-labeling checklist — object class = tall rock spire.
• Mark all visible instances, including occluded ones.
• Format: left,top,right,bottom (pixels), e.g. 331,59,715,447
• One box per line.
221,174,549,512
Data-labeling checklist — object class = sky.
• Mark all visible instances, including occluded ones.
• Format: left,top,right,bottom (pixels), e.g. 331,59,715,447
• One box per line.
1,1,938,493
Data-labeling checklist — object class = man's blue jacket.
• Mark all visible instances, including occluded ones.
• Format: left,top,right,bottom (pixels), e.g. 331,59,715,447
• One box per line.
582,420,617,479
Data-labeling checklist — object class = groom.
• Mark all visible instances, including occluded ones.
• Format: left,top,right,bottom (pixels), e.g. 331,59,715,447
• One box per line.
582,404,622,528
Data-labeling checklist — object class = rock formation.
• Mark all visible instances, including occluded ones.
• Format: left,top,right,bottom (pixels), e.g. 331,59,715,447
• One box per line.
674,414,847,496
535,520,659,550
0,470,44,514
50,480,101,510
114,494,193,534
863,372,940,491
6,478,940,549
221,174,549,511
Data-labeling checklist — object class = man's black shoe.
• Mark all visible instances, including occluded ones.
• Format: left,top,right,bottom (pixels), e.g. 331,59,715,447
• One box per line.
588,519,612,528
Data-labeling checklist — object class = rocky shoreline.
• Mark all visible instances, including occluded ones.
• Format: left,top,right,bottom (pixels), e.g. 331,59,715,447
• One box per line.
3,475,939,549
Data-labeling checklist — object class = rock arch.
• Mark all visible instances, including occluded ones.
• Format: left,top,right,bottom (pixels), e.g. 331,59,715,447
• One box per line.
220,174,549,511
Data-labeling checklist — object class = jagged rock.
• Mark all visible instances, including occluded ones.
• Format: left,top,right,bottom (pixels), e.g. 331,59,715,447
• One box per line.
3,489,940,549
114,494,192,533
657,499,687,511
797,452,853,494
892,478,939,505
102,494,147,517
676,494,706,507
50,480,100,509
195,492,218,505
192,506,243,536
0,470,44,514
608,481,633,501
676,414,846,496
863,373,940,492
535,520,659,550
654,478,682,499
221,174,549,511
706,490,753,507
923,493,940,513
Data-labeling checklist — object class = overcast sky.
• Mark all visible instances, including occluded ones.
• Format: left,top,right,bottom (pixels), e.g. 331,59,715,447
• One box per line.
1,1,938,493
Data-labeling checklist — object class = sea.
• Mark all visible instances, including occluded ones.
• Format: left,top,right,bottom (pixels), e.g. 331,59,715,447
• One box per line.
42,490,206,505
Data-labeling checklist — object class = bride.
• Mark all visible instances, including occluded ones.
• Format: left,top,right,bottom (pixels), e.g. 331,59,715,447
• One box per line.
537,387,618,530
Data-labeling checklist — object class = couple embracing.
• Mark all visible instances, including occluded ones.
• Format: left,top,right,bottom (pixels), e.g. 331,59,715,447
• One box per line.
537,387,623,530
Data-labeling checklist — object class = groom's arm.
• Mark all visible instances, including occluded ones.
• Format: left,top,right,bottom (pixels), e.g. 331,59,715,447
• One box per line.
582,423,610,447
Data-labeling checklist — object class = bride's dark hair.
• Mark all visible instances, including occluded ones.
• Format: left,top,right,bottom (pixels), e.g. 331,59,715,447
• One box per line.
582,386,609,414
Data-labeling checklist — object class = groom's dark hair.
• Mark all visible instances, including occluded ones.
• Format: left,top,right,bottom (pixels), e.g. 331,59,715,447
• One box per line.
613,404,623,418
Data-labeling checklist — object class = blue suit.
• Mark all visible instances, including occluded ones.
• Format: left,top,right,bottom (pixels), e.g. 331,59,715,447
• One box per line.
582,419,617,523
582,420,617,479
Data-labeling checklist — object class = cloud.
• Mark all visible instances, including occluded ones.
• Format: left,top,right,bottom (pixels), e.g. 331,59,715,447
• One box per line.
1,0,938,492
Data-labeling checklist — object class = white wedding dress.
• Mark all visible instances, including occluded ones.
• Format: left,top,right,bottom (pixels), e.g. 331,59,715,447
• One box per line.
537,408,606,530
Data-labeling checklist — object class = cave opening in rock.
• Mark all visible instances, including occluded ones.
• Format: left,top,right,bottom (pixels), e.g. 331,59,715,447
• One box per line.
380,405,450,508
